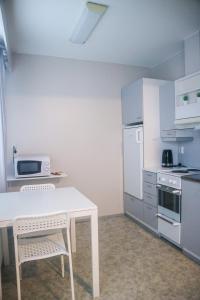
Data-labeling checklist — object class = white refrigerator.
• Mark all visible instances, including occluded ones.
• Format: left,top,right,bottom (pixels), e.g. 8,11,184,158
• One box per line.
123,125,143,200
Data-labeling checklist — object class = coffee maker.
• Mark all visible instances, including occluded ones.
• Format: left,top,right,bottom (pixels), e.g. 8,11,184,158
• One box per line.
162,149,173,167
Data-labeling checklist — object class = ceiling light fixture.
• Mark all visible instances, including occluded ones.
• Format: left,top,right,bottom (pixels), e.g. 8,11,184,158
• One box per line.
70,2,108,44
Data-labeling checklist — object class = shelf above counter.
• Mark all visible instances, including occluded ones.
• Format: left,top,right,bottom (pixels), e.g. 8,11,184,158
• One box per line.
7,172,68,182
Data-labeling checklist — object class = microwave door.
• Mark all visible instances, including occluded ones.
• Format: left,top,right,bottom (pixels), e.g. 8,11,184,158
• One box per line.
17,160,42,176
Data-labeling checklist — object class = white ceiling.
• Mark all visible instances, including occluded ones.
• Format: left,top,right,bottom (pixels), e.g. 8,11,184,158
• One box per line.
4,0,200,68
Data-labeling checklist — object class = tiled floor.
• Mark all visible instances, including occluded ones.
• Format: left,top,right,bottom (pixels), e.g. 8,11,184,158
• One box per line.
2,215,200,299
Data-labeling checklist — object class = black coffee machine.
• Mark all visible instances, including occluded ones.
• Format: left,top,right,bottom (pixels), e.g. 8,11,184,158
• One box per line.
162,149,173,167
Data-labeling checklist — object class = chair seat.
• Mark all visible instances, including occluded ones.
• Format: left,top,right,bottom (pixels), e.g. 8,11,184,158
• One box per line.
18,233,68,264
20,229,60,238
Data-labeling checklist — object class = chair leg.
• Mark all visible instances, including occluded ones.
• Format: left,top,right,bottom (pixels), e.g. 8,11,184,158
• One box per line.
61,255,65,278
19,265,22,280
70,218,76,253
16,264,21,300
67,229,75,300
68,254,75,300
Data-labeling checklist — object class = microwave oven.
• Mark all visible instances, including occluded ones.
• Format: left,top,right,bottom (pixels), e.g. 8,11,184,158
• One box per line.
14,155,51,178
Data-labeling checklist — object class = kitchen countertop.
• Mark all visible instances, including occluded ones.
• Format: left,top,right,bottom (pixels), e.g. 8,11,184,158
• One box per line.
143,167,159,173
182,174,200,183
143,167,181,173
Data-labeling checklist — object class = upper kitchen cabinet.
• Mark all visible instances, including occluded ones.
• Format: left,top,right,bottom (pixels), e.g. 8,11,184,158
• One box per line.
160,81,175,131
160,81,194,142
122,77,168,169
184,31,200,76
121,79,143,125
175,71,200,126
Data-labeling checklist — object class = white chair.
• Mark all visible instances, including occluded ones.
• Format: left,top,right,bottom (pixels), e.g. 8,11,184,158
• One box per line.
20,183,55,192
13,212,75,300
19,183,65,283
20,183,56,238
20,184,77,252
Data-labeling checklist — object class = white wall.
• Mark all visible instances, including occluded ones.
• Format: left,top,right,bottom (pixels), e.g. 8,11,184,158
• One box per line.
150,46,200,168
5,53,149,216
150,51,186,166
151,51,185,80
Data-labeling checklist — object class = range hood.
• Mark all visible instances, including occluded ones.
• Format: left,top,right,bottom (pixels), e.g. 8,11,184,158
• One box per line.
161,128,193,142
175,70,200,127
175,31,200,127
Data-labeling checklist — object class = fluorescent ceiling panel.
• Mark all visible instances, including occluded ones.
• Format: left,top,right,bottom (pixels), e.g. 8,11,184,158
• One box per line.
70,2,108,44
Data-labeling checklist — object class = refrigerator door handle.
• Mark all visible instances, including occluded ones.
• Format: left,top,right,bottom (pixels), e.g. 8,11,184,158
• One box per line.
136,128,143,144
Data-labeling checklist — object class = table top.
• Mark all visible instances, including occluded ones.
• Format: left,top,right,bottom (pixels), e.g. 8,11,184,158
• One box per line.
0,187,97,226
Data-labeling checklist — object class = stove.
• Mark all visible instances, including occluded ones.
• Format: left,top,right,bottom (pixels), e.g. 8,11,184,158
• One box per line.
156,167,200,246
157,167,200,189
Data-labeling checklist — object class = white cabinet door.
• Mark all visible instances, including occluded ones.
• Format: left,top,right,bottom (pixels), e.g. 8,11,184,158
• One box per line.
123,126,143,199
121,79,143,125
160,82,175,131
175,71,200,121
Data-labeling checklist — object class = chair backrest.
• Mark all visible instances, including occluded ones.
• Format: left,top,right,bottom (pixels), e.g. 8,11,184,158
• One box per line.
20,183,55,192
13,212,69,237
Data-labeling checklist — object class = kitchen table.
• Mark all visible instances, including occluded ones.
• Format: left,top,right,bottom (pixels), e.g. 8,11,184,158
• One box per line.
0,187,99,298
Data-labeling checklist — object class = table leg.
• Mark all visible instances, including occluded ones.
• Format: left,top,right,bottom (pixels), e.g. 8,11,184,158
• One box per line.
2,228,9,266
91,209,100,298
70,218,76,253
0,266,2,300
0,229,2,300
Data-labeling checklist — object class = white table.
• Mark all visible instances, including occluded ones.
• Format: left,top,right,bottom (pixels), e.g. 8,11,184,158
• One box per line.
0,187,99,298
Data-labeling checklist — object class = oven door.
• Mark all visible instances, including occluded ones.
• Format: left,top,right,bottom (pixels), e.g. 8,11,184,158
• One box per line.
157,185,181,222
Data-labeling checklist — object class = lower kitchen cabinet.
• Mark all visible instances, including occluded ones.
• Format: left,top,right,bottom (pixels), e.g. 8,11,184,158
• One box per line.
143,170,158,232
124,192,158,232
143,182,157,196
181,179,200,262
144,192,157,207
124,170,158,232
143,203,157,230
124,193,143,222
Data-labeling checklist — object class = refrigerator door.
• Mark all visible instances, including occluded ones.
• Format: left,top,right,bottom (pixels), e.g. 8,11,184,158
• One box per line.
123,126,143,199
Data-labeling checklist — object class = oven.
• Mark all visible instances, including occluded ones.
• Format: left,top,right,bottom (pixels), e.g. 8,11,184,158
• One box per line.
156,182,181,246
157,184,181,223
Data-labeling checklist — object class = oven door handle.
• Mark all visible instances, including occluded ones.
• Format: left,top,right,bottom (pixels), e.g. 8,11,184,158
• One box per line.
156,184,170,192
156,184,181,195
172,190,181,195
156,213,180,226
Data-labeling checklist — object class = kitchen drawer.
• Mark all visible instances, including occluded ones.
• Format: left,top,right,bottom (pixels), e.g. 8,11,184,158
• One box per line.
143,171,157,184
143,182,157,196
124,193,143,222
143,192,157,207
158,217,181,245
143,203,157,230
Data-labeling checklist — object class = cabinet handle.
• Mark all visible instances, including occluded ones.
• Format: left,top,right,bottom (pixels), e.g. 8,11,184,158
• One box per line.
146,205,153,210
136,128,143,144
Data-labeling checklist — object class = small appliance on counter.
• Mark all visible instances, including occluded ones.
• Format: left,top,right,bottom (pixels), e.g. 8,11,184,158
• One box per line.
14,155,51,178
162,149,173,167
